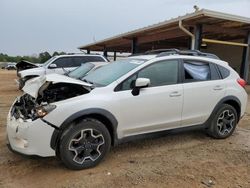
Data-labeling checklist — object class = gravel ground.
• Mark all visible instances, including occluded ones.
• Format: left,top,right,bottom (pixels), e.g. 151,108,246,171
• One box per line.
0,70,249,188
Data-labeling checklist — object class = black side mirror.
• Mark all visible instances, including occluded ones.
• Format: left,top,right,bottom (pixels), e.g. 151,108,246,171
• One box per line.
131,78,150,96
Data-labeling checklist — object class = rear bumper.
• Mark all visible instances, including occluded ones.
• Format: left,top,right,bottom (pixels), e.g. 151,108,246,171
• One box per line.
6,111,56,157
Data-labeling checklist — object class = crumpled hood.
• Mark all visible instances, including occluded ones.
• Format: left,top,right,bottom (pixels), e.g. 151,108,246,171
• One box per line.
22,73,92,98
16,60,39,68
16,60,42,73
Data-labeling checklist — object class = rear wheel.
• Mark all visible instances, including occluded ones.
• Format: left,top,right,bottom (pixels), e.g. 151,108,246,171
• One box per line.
59,118,111,170
207,104,238,139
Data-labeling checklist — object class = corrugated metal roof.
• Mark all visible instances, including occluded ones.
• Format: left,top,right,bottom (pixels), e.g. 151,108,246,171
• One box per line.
78,9,250,50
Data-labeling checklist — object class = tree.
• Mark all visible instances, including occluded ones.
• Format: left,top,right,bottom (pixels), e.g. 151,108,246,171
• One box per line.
39,52,51,63
0,51,67,63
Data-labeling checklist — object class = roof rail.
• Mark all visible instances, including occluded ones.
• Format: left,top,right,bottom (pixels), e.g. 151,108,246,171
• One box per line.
129,49,219,59
144,49,180,55
128,49,180,57
156,49,220,59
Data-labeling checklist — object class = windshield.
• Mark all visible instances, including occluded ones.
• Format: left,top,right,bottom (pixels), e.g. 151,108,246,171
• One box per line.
43,56,58,67
68,63,95,79
83,59,145,86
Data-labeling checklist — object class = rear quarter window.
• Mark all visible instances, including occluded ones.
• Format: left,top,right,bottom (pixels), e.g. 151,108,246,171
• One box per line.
72,56,106,67
217,65,230,79
52,57,74,68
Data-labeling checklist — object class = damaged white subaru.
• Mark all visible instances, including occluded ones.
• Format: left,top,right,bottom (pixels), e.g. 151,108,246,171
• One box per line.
6,50,248,170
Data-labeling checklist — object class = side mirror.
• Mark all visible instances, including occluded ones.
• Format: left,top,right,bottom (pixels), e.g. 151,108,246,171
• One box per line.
49,63,57,69
132,78,150,96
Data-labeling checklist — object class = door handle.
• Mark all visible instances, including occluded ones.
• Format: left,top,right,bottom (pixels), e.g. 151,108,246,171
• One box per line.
213,85,223,90
169,91,181,97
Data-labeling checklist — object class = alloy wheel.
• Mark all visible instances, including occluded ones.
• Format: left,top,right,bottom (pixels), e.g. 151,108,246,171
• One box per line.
68,129,105,164
216,110,235,136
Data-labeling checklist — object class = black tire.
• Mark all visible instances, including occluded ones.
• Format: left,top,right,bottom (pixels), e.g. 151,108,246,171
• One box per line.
59,118,111,170
18,79,25,90
207,104,238,139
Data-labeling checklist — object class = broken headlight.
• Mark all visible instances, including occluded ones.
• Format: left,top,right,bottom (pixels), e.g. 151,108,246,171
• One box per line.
35,104,56,118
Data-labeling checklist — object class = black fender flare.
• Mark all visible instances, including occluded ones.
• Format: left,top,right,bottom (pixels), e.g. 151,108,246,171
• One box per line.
204,95,241,127
50,108,118,150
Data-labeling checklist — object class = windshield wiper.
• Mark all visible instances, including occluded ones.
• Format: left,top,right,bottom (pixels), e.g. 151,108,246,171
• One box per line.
82,79,93,84
62,67,70,76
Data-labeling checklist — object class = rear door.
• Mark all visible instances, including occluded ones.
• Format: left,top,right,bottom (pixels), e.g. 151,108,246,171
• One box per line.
181,59,226,126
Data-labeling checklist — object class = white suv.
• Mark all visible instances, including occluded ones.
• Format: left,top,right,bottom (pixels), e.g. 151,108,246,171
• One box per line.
7,50,248,170
16,54,108,89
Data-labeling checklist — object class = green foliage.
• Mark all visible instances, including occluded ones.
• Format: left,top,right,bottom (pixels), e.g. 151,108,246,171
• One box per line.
0,51,66,64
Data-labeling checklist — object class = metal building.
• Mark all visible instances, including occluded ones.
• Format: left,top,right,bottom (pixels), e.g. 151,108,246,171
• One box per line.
78,9,250,82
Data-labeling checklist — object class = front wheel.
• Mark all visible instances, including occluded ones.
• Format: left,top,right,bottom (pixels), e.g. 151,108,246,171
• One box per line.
18,79,25,90
59,118,111,170
207,104,238,139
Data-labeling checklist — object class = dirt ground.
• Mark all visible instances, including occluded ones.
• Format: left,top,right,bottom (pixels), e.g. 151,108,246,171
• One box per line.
0,70,249,188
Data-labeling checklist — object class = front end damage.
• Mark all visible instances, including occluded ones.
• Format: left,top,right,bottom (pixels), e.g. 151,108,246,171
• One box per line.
16,60,40,75
7,75,91,156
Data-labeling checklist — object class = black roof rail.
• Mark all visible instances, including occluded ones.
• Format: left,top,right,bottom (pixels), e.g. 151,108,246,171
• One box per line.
129,49,180,57
129,49,219,60
156,49,220,59
144,49,180,55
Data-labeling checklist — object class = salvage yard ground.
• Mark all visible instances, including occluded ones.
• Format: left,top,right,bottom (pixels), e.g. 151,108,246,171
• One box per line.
0,69,250,188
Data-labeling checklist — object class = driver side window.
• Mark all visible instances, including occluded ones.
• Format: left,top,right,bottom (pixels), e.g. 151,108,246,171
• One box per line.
119,59,179,91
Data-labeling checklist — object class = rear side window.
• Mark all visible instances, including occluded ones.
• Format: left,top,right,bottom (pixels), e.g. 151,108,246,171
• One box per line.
217,65,230,79
183,60,211,82
86,56,106,62
72,56,105,67
52,57,74,68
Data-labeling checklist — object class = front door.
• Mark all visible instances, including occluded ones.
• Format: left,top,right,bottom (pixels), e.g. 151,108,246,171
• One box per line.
114,59,183,138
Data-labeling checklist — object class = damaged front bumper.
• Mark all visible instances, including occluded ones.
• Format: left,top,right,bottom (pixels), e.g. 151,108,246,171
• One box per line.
6,100,56,157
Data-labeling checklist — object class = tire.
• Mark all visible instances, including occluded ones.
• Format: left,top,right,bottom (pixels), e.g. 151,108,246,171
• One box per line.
18,79,25,90
59,118,111,170
207,104,238,139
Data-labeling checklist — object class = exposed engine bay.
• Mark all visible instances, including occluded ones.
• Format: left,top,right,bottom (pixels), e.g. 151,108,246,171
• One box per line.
37,83,89,104
11,82,90,120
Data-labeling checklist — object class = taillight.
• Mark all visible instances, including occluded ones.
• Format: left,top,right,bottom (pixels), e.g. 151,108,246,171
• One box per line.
237,78,246,88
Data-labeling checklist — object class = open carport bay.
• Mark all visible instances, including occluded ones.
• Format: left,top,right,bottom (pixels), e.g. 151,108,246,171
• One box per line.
0,70,249,188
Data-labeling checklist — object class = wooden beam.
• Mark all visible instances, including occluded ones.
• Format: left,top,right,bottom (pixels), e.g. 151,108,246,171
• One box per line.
194,24,202,50
131,37,138,54
203,25,246,36
240,32,250,81
114,51,117,61
103,47,108,57
137,30,185,44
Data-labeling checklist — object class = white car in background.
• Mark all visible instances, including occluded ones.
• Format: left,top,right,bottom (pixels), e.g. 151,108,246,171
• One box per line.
7,49,247,170
16,54,108,89
22,61,109,96
66,61,109,80
1,62,17,70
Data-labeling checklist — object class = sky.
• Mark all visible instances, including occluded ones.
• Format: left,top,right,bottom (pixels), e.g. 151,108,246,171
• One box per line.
0,0,250,56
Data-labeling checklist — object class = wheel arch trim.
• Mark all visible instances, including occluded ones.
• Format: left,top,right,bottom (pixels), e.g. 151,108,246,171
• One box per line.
50,108,118,151
205,95,241,127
